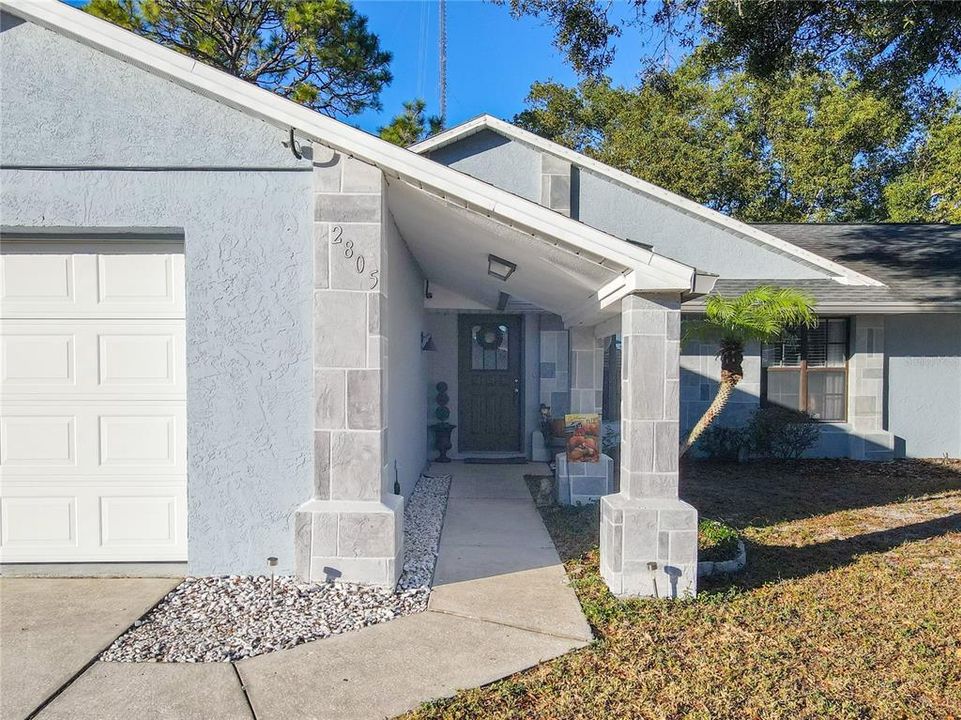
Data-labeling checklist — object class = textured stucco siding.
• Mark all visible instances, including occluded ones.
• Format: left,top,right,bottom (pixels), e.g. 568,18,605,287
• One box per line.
0,13,299,169
575,170,830,279
424,126,833,280
1,17,315,574
386,214,429,496
425,313,460,455
886,314,961,458
425,129,541,204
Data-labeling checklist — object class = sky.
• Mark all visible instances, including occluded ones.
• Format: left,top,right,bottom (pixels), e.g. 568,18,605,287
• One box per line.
351,0,668,134
65,0,959,136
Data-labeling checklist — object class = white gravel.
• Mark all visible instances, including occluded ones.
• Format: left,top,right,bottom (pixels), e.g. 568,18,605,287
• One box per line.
101,473,451,663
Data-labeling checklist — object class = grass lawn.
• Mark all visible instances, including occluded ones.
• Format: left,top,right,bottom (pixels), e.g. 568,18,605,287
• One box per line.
405,459,961,720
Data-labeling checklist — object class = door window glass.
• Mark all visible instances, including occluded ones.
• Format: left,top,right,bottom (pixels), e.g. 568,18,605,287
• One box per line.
471,323,509,370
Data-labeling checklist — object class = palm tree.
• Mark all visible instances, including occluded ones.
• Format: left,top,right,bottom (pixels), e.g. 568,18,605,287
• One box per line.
680,286,817,457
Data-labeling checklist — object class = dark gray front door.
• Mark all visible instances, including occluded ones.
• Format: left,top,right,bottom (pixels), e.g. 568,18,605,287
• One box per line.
457,314,523,452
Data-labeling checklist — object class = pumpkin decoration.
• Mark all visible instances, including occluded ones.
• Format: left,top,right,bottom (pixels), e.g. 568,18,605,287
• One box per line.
564,413,601,463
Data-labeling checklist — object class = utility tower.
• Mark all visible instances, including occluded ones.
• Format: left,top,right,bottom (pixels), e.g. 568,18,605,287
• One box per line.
438,0,447,127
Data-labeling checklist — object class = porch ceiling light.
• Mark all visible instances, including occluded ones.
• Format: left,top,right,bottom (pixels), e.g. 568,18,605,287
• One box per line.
488,254,517,281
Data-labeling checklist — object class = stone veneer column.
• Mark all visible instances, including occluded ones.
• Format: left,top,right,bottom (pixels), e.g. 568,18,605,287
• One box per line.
556,326,613,505
600,293,698,598
848,315,894,459
293,151,403,587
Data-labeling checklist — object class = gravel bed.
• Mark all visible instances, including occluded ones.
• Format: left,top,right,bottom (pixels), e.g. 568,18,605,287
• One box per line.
102,473,451,662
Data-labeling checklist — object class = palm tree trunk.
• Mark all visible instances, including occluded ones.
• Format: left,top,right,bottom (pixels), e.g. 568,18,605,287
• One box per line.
679,372,741,458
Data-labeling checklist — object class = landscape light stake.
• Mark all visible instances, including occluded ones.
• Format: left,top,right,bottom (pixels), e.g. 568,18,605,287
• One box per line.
647,561,659,599
267,556,278,598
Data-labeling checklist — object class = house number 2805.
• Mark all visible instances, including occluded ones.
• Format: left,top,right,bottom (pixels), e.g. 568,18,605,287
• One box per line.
331,225,379,289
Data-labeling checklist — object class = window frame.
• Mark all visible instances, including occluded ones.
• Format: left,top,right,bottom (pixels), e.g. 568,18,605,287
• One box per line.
761,318,850,423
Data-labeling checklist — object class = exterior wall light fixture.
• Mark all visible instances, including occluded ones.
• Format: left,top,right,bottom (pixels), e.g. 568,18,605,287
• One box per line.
487,254,517,281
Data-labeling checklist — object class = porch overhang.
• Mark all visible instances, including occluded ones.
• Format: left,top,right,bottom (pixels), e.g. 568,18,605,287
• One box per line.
387,179,712,327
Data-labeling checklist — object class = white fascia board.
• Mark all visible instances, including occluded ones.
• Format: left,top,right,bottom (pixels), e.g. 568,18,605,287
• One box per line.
414,115,885,288
3,0,697,293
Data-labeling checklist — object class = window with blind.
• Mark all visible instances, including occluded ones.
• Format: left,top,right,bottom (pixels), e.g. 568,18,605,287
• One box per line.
762,318,849,421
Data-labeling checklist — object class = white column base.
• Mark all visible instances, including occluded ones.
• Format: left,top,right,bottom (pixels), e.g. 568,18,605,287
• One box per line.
294,495,404,587
600,493,697,599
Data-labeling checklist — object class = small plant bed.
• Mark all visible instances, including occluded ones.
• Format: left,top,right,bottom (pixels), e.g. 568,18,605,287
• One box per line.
101,474,451,663
697,518,739,562
407,459,961,720
698,518,747,577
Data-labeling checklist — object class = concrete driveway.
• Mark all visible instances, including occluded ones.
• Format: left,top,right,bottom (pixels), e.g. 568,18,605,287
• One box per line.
0,577,179,719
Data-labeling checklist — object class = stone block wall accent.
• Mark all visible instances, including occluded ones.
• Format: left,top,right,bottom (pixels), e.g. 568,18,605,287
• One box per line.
540,153,571,216
294,150,403,587
600,293,698,599
538,314,570,418
555,324,612,504
680,340,761,437
569,326,604,415
847,315,894,459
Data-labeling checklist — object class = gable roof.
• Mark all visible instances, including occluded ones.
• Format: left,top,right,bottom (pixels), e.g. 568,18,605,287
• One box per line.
752,224,961,306
0,0,703,299
412,115,885,288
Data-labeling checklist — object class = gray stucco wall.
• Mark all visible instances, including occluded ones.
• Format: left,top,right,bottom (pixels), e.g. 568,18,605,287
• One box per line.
386,214,429,496
1,16,314,574
425,312,460,455
886,314,961,458
575,171,830,279
425,129,832,280
425,129,541,204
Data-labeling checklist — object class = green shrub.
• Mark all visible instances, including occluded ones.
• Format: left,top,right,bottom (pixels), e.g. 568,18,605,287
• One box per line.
746,406,821,459
696,425,747,461
698,518,740,562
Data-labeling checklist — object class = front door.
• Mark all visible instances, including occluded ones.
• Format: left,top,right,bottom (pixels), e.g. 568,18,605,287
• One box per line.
458,314,523,452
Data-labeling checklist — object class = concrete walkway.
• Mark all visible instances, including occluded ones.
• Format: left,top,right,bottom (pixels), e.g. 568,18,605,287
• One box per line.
5,463,592,720
237,462,592,719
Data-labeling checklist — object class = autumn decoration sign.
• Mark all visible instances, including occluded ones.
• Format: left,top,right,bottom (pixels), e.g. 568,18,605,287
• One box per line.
565,413,600,463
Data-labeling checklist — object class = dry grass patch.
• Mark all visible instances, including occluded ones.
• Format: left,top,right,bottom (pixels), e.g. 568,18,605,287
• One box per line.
404,459,961,720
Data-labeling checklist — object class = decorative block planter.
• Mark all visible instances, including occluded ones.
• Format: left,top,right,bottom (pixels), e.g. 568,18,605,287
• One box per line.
697,540,747,577
555,452,614,505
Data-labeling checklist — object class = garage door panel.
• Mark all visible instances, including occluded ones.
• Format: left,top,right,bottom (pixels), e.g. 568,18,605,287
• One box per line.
1,252,75,305
1,404,186,476
0,238,186,563
0,495,78,548
0,483,186,561
2,320,185,398
0,415,76,467
100,495,179,547
1,333,76,386
0,242,184,319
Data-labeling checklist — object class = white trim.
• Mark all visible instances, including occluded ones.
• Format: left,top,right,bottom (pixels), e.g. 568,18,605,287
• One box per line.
413,115,886,288
2,0,699,294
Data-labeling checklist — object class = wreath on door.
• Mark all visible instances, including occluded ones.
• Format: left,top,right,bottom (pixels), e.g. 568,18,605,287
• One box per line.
474,324,505,351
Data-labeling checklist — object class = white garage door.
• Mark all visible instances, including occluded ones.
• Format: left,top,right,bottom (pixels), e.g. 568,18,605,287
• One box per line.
0,239,187,562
